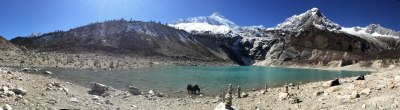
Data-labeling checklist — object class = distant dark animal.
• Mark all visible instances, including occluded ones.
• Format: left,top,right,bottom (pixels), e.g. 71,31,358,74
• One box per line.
356,75,365,80
187,84,200,94
330,78,340,87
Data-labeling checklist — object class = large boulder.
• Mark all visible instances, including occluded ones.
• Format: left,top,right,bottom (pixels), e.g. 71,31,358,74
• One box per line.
11,88,26,96
128,86,141,95
88,82,110,96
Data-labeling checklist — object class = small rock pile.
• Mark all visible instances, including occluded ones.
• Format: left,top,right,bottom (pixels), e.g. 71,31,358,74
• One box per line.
0,84,26,100
45,82,69,93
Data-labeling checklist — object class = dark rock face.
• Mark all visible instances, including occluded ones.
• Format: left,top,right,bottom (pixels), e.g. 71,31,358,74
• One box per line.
222,25,400,66
10,20,230,63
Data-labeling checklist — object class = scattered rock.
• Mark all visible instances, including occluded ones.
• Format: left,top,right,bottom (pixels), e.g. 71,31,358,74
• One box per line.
105,100,113,105
241,92,249,98
5,91,15,97
289,97,301,104
11,88,26,96
0,86,8,91
15,95,23,100
326,86,341,93
356,75,365,80
70,97,79,103
278,92,289,100
42,71,53,75
351,90,360,99
314,90,324,96
21,68,30,72
323,81,331,88
395,75,400,82
360,88,371,95
148,90,164,97
88,82,109,96
362,104,366,108
6,71,12,74
53,82,62,87
3,104,12,110
92,95,100,100
128,86,141,95
47,99,58,105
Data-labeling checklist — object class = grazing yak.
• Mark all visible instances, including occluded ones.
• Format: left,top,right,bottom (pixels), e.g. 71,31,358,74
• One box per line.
187,84,200,94
330,78,340,87
356,75,365,80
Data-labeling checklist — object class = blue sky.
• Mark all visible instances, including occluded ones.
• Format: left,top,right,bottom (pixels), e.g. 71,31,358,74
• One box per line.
0,0,399,39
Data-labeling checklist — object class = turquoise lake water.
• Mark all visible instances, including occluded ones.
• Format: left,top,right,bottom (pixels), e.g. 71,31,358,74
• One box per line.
42,66,370,97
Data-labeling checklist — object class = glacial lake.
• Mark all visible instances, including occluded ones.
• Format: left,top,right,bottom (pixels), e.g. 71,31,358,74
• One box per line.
39,66,370,97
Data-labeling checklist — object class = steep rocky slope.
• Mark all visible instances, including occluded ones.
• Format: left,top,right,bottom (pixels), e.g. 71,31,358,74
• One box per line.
172,8,400,68
0,36,18,51
10,20,231,64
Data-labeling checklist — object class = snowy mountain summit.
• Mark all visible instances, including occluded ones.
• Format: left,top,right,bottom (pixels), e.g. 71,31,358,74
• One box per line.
341,24,400,38
275,8,341,31
170,12,269,37
173,12,237,27
169,12,238,34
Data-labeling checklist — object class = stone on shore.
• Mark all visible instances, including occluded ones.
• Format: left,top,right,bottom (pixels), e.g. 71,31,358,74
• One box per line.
88,82,110,96
21,68,30,72
43,71,53,75
128,86,141,95
148,90,164,97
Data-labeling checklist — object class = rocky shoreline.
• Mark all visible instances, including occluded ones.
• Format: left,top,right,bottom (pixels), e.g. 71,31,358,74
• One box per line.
1,66,399,110
0,50,234,70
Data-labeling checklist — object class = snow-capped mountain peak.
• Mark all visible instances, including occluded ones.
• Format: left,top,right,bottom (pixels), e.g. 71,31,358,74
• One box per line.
210,12,225,18
172,12,237,27
169,12,238,34
275,7,341,31
341,24,400,38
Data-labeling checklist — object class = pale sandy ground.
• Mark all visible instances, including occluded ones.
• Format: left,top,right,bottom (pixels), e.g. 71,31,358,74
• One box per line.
1,66,400,110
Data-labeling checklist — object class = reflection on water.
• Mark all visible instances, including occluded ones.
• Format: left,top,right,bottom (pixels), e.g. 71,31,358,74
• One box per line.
42,66,370,97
